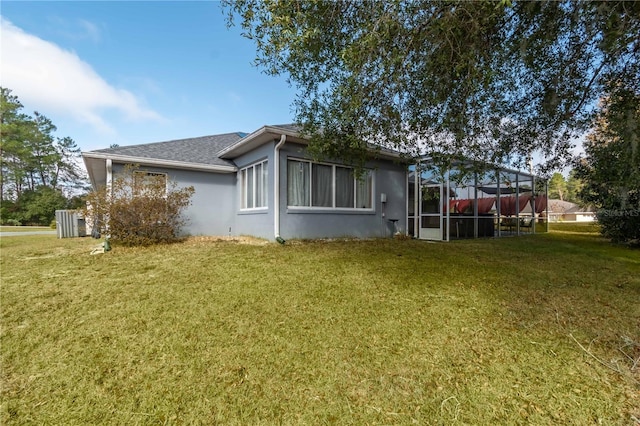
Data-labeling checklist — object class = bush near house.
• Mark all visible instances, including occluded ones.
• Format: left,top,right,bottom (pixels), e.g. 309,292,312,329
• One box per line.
84,166,194,246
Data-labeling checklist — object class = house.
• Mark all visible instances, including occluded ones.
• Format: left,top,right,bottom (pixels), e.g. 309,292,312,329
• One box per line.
82,124,547,241
547,200,597,222
82,124,408,241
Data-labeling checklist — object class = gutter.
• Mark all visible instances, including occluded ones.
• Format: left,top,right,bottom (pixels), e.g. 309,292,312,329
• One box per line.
218,125,301,159
218,125,403,162
274,134,287,242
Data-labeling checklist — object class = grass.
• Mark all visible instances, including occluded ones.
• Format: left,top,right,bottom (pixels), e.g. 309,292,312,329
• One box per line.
548,221,601,234
0,226,52,233
1,231,638,424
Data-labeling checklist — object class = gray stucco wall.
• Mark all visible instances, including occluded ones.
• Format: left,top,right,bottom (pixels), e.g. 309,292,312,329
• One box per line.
277,143,407,240
233,141,276,240
111,163,236,237
111,140,407,241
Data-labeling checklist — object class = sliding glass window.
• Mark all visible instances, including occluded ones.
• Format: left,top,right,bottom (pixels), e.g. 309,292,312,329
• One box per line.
287,159,373,209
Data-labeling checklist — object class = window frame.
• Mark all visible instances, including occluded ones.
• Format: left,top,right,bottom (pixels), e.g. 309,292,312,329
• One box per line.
133,171,168,196
240,159,268,211
287,158,374,211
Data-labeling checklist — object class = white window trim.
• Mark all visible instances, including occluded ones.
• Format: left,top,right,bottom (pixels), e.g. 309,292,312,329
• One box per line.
287,157,374,211
240,159,268,211
133,171,168,196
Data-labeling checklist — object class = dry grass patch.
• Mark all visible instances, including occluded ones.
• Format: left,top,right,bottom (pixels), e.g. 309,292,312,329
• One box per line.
1,232,638,424
183,235,271,246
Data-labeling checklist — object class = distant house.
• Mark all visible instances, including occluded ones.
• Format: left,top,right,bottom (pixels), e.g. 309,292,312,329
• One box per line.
547,200,597,222
82,124,547,241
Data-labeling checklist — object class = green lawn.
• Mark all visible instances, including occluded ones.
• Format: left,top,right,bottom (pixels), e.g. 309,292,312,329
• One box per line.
0,226,52,233
1,231,638,424
548,221,601,234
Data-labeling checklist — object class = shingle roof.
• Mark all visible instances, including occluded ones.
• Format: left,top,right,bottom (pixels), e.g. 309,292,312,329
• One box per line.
269,123,303,133
548,199,595,213
92,132,246,167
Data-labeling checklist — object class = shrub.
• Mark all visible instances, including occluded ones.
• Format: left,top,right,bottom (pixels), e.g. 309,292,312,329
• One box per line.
84,165,195,246
15,186,68,226
576,86,640,246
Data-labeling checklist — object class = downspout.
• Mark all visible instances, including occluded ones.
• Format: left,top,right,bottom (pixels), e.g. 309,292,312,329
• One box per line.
102,158,113,237
274,134,287,242
106,158,113,192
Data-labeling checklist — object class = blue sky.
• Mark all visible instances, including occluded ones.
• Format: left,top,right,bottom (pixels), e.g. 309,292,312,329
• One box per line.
1,1,297,152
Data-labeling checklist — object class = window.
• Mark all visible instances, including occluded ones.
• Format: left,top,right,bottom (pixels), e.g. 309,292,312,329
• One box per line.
133,171,167,195
287,159,373,209
241,160,268,209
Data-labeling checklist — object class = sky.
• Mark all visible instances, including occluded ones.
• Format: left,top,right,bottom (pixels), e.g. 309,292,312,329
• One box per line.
0,1,298,153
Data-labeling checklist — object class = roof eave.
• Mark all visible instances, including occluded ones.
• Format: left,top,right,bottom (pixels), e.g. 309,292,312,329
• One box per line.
218,125,307,159
81,152,238,173
218,125,405,162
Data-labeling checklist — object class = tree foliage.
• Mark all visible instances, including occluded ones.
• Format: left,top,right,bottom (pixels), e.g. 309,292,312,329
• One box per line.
1,88,87,200
576,86,640,245
548,170,583,203
85,166,195,246
224,1,639,173
15,186,69,226
0,87,88,225
565,171,584,204
548,173,568,201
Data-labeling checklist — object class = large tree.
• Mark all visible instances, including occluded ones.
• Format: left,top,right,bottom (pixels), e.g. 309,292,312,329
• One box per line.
576,86,640,245
565,170,584,204
0,88,86,200
548,172,567,201
548,170,584,203
0,87,88,225
0,88,31,199
224,0,639,173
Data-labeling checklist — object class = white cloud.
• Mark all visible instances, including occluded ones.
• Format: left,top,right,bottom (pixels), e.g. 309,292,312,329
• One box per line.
0,18,163,134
